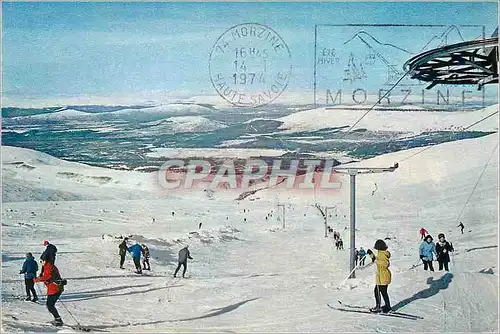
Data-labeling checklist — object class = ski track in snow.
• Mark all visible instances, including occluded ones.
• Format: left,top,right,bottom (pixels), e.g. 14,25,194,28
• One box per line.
1,133,499,332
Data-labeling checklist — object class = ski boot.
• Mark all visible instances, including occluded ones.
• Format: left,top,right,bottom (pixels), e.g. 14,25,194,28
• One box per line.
382,305,392,313
51,318,63,327
370,306,382,313
24,297,31,301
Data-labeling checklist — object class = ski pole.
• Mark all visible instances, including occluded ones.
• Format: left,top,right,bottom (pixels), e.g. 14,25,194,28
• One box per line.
336,254,367,289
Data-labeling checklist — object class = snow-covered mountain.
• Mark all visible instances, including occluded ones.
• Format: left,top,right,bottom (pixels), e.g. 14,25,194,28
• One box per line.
1,133,498,332
142,116,227,133
277,104,499,134
10,104,218,124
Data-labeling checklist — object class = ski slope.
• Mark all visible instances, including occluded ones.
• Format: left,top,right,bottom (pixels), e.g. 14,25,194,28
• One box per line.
1,133,498,332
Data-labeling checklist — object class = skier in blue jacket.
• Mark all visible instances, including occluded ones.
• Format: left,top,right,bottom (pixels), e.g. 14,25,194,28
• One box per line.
359,247,367,266
19,252,39,301
419,235,436,271
128,242,142,274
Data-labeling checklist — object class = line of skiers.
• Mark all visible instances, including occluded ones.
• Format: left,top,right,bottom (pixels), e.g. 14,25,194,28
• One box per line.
332,230,344,250
419,233,454,271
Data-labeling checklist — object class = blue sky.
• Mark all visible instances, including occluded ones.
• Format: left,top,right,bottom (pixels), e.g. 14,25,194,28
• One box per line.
2,2,498,105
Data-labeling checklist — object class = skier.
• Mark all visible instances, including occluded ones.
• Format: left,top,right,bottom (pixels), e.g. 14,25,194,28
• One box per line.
19,252,38,302
34,260,67,327
370,239,392,313
419,235,436,271
359,247,367,266
118,237,128,269
127,241,143,274
457,222,465,234
40,240,57,276
198,222,202,229
435,233,454,272
419,228,428,240
338,238,344,250
355,248,359,266
174,245,193,278
141,244,151,271
40,240,57,265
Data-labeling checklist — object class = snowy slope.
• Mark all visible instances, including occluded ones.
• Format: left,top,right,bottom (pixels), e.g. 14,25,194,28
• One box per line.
1,134,498,332
1,146,161,202
277,104,499,134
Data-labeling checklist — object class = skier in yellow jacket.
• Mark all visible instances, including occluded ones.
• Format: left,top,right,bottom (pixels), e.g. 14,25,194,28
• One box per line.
370,239,392,313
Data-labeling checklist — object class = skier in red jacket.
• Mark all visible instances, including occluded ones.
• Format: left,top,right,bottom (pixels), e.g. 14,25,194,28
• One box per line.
34,261,66,326
419,228,428,240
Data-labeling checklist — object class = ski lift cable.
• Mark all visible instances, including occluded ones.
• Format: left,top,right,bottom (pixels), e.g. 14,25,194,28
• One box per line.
362,109,499,197
341,69,412,138
337,68,412,157
454,141,498,225
398,110,499,164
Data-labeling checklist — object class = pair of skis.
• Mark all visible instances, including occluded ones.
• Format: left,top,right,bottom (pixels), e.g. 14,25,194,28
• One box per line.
328,301,423,320
5,316,94,332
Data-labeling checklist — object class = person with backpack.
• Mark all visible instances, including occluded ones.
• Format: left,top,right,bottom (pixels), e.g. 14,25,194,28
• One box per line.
127,241,143,274
419,235,436,271
118,237,129,269
174,245,193,278
34,260,67,327
435,233,454,271
141,244,151,271
19,252,38,302
370,239,392,314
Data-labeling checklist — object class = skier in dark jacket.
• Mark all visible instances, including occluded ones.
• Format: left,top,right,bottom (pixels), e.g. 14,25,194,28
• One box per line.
435,233,454,271
141,244,151,271
20,252,39,301
127,242,142,274
40,241,57,264
40,241,57,276
457,222,465,234
174,245,193,278
118,238,128,269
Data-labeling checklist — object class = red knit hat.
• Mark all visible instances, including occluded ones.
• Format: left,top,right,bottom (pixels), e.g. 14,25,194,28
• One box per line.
43,240,49,246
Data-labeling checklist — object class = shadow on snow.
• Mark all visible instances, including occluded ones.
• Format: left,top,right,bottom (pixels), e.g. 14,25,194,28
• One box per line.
392,273,453,311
